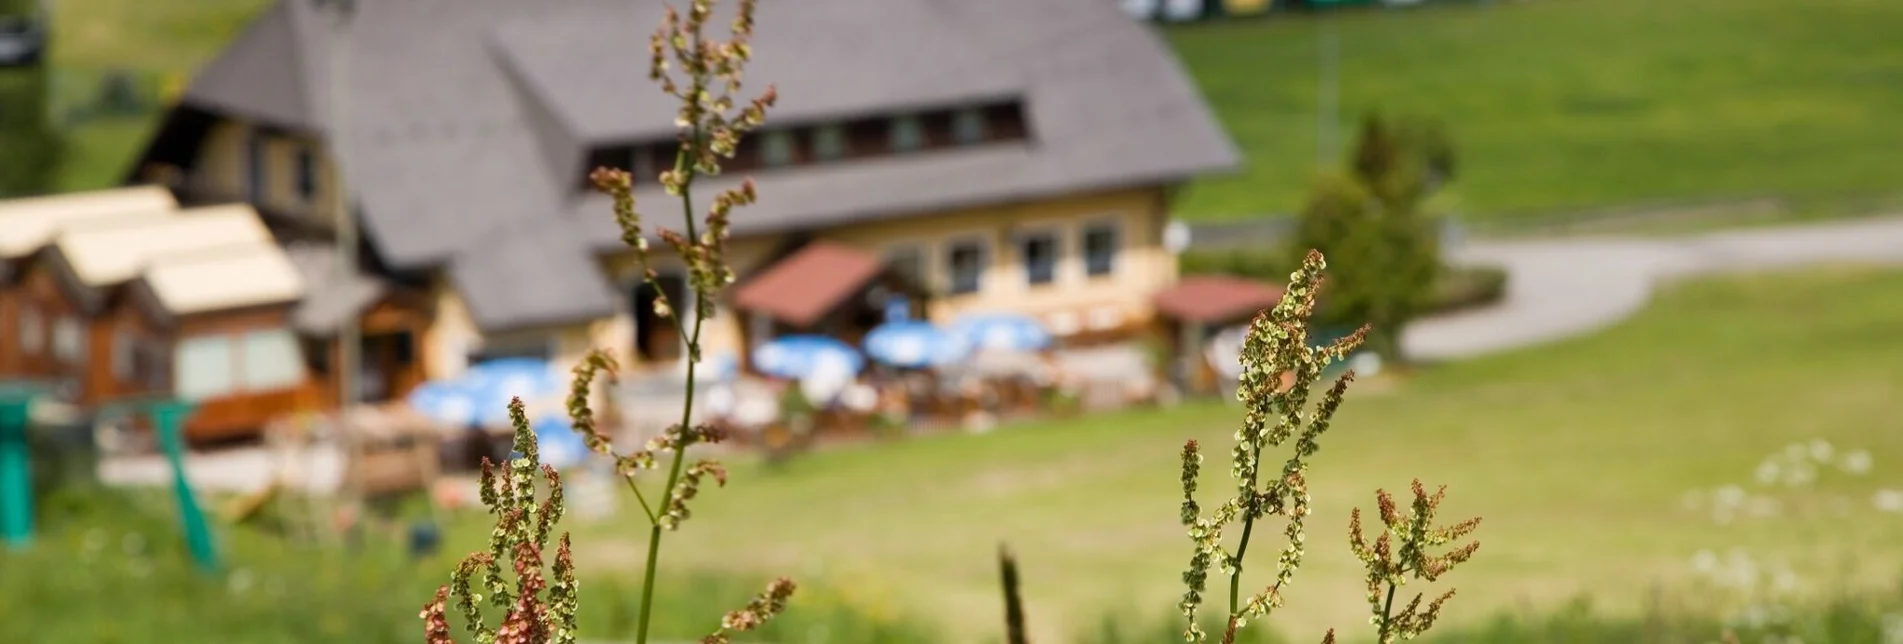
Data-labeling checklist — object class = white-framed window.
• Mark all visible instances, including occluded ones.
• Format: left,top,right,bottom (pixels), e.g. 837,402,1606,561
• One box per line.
175,335,237,401
52,316,84,365
760,131,796,167
1082,221,1120,277
812,124,847,161
945,237,989,296
136,341,169,390
17,304,43,355
952,108,987,145
1017,230,1060,286
294,147,319,202
884,244,927,289
240,328,305,392
889,115,925,153
630,145,656,180
246,130,268,202
112,327,135,381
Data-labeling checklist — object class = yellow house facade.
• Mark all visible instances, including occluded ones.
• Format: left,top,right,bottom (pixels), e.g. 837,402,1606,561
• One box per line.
416,185,1176,381
131,0,1239,392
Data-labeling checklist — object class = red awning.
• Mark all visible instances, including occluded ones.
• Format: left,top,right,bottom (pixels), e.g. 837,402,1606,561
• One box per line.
1152,275,1284,325
730,241,885,327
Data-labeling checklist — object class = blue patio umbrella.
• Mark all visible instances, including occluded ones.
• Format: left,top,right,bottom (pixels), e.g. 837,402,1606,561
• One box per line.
863,320,970,369
752,335,864,380
509,415,590,470
949,312,1053,353
405,379,482,429
405,358,565,430
462,358,566,428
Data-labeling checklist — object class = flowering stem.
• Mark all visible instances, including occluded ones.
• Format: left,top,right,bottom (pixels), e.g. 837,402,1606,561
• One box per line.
623,477,659,525
633,136,708,644
1377,581,1398,643
1228,433,1274,618
1229,510,1256,617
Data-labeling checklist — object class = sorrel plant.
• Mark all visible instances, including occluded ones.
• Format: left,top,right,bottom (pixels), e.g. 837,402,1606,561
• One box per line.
1174,250,1483,644
422,1,789,643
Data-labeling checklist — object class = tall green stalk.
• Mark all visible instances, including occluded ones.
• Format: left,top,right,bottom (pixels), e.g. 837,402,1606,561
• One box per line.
426,2,792,643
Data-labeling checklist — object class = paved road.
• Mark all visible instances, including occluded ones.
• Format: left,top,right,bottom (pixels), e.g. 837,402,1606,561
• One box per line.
1404,215,1903,360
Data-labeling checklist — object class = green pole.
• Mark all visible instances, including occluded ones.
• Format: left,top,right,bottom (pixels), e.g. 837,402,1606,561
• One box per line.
150,399,220,573
0,392,33,549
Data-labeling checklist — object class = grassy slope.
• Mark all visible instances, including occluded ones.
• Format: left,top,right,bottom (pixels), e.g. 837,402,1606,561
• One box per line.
1167,0,1903,222
45,0,268,190
561,265,1903,641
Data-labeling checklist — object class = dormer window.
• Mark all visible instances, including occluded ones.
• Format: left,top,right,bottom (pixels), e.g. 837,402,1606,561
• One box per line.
812,125,846,161
952,108,987,145
889,115,925,153
581,99,1028,189
631,145,656,180
294,147,318,202
760,131,796,167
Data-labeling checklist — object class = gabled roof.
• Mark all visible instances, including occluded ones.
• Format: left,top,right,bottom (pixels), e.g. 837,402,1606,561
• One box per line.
140,244,306,317
1153,275,1284,325
283,241,389,336
445,218,620,332
53,204,274,288
731,242,887,328
178,0,327,130
0,186,179,259
167,0,1239,333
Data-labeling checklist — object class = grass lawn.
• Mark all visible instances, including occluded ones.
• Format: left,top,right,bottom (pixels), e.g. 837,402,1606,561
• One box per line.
556,265,1903,642
44,0,270,191
1166,0,1903,224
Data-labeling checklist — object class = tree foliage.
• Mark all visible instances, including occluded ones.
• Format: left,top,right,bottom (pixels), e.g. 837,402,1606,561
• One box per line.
1289,112,1452,363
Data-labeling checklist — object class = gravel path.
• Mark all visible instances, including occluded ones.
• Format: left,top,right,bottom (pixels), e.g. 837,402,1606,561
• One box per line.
1404,215,1903,360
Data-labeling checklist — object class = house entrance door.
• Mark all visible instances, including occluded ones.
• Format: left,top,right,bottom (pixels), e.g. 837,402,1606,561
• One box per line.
632,274,686,363
359,331,417,402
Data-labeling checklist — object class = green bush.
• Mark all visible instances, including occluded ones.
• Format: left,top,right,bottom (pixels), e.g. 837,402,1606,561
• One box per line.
1179,248,1508,318
1424,264,1508,316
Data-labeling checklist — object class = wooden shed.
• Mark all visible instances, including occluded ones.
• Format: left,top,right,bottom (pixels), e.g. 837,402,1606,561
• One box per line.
122,243,309,442
0,187,178,382
29,204,276,408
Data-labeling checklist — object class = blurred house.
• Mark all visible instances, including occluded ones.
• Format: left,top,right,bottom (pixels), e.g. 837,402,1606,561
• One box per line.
0,190,430,441
0,187,179,385
125,0,1239,384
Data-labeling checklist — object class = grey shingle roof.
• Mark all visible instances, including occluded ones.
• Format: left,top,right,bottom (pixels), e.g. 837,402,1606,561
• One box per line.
445,218,621,332
282,241,385,336
173,0,1238,333
180,0,325,130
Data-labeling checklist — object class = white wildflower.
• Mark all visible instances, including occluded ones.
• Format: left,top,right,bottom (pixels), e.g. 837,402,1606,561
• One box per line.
228,567,255,595
1692,549,1719,574
1808,439,1834,463
1756,460,1782,485
1784,443,1808,461
1716,485,1747,509
1842,450,1874,475
1880,611,1903,644
1782,462,1816,488
1874,489,1903,514
1770,567,1800,595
